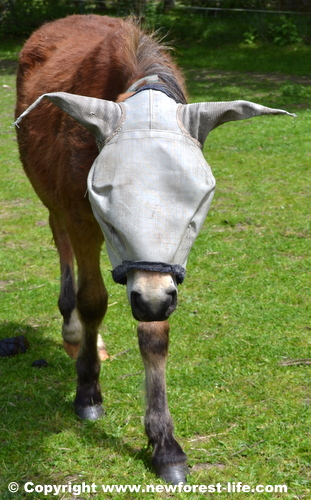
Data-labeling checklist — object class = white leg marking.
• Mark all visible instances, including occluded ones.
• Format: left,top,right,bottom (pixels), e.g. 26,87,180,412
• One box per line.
62,309,108,361
62,308,83,344
97,333,109,361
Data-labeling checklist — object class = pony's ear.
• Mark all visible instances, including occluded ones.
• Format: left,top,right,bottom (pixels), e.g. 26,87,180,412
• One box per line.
180,100,296,145
14,92,122,147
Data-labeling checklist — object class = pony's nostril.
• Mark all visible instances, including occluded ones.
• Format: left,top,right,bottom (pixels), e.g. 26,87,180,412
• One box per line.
131,291,146,318
130,288,177,322
166,289,177,316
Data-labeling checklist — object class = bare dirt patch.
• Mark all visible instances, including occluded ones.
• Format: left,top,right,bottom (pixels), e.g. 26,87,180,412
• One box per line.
187,68,311,86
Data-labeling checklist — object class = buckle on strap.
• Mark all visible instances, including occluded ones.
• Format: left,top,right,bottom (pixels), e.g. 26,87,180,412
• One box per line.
111,261,186,285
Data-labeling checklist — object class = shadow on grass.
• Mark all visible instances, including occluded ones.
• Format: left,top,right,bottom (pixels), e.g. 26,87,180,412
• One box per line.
184,67,311,107
0,59,18,75
0,321,151,485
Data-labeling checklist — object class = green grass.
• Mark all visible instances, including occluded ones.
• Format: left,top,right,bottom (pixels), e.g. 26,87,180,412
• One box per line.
1,15,311,499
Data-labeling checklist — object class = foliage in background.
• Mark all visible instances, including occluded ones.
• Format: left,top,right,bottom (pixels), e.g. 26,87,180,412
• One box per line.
0,0,75,35
156,10,311,51
1,0,311,39
187,0,311,11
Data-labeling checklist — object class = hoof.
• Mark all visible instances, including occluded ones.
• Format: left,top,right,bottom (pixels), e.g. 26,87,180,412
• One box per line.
156,463,188,485
75,404,104,421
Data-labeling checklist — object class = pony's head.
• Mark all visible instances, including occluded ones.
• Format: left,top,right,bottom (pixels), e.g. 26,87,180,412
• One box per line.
15,90,295,321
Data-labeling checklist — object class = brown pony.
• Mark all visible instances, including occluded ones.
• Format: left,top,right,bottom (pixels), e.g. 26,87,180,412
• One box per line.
16,14,188,484
15,14,294,484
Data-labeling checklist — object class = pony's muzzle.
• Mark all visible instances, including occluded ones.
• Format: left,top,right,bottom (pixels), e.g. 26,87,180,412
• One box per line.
127,271,178,322
131,288,177,322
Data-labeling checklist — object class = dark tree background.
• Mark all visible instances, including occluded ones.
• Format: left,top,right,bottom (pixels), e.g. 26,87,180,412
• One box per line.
1,0,311,36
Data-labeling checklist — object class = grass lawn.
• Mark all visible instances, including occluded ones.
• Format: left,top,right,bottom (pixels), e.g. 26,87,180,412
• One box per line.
0,13,311,499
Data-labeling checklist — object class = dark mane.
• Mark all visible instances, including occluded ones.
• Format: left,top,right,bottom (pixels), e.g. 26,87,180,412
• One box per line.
134,29,187,104
114,19,187,104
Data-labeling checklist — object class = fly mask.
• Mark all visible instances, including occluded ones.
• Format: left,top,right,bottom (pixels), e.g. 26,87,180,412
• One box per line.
15,91,295,320
89,90,217,281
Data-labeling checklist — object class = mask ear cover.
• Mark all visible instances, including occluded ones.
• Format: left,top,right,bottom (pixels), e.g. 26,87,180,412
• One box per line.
14,91,122,148
180,100,296,146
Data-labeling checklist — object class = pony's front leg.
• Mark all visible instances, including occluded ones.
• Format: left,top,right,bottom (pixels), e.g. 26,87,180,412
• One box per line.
71,224,108,421
138,321,188,484
74,274,108,421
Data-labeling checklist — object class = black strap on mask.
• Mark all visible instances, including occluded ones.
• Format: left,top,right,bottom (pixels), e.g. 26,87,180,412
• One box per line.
111,261,186,285
133,83,185,104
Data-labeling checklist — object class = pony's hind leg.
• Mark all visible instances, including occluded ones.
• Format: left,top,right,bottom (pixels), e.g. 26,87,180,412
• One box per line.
49,212,82,358
138,321,188,484
50,212,108,361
